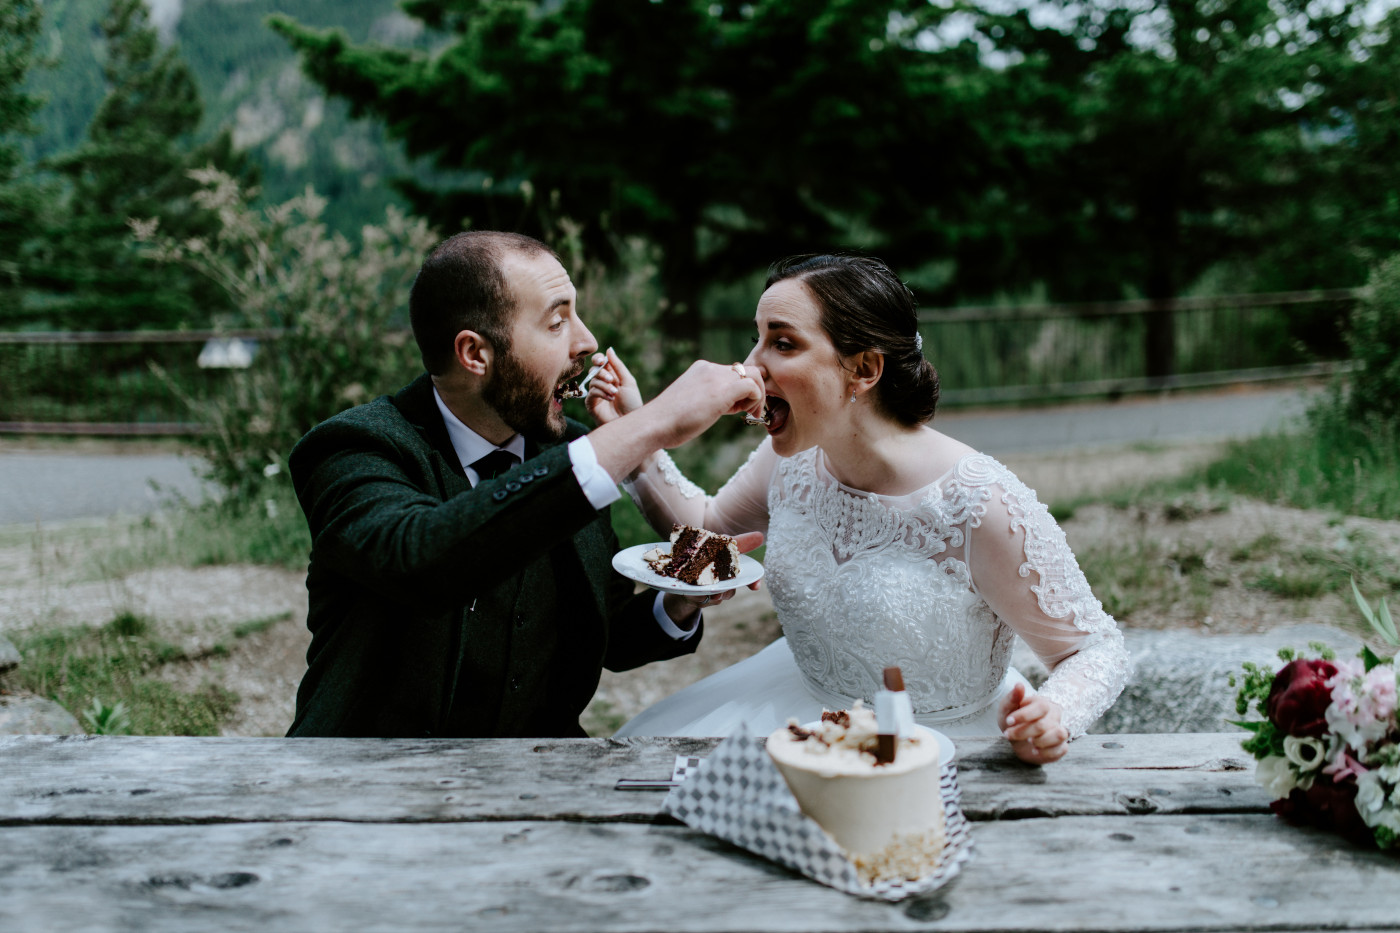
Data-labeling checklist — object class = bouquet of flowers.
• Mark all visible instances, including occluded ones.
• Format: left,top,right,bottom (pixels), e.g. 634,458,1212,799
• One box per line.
1233,580,1400,850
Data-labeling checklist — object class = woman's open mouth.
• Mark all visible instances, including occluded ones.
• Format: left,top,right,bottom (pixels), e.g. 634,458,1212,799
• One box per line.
763,396,790,434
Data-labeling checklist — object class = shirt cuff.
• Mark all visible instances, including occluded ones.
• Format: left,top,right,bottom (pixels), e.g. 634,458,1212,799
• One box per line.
653,591,700,641
568,437,621,510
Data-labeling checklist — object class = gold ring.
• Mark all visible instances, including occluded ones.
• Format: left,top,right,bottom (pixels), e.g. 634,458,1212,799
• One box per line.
731,363,747,379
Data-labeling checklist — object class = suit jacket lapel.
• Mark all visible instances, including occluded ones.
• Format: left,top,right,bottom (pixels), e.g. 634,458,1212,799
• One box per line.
394,373,471,498
397,375,610,617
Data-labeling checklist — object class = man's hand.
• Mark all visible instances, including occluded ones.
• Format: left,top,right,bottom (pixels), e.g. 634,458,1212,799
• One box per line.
661,531,765,629
999,683,1069,764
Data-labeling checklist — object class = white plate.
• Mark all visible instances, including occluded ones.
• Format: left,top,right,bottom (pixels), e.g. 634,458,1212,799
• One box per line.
612,542,765,596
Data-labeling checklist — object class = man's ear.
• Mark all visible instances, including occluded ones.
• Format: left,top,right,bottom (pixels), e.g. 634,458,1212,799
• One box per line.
849,349,884,393
452,330,493,376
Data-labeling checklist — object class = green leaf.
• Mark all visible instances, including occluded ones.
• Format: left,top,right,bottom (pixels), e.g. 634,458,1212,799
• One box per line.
1353,576,1400,646
1380,597,1398,643
1363,645,1386,672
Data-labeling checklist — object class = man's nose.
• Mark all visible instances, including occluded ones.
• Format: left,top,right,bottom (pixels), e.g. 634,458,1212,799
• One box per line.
573,318,599,359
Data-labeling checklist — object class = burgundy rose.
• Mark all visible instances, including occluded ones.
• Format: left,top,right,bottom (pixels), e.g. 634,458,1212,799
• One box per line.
1265,658,1339,737
1271,778,1373,848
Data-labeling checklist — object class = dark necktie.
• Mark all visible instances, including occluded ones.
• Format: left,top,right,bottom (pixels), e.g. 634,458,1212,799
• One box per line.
470,449,518,482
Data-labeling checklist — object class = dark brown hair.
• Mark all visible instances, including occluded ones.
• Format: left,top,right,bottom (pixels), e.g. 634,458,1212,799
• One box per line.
766,254,939,426
408,231,558,374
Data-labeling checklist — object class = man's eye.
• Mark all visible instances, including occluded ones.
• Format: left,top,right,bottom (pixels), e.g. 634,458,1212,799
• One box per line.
550,320,565,331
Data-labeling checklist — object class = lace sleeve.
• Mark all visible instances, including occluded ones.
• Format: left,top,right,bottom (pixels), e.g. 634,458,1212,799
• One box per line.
964,467,1131,738
620,439,778,538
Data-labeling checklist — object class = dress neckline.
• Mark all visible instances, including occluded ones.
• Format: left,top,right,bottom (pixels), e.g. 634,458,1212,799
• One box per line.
811,446,982,503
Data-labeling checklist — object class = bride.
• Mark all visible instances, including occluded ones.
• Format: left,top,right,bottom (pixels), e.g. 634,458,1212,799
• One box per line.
587,254,1130,763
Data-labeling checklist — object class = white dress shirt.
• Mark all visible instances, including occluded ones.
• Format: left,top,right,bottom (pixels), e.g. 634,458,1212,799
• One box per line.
432,387,696,640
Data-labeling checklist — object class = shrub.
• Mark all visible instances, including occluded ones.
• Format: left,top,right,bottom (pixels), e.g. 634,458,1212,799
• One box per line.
1345,253,1400,429
134,168,437,501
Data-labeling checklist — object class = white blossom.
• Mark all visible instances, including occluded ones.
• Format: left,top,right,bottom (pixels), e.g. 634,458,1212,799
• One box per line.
1255,755,1300,799
1283,735,1327,772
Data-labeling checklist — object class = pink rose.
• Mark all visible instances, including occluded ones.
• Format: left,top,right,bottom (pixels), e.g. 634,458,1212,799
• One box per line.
1267,658,1339,737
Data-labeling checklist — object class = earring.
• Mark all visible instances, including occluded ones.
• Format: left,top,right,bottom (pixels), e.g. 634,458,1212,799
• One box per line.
849,391,856,403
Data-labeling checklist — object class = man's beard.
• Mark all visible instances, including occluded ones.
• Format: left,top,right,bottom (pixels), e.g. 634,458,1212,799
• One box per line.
482,347,578,443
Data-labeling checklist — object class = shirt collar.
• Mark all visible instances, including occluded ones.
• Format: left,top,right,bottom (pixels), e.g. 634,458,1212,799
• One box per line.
433,386,526,475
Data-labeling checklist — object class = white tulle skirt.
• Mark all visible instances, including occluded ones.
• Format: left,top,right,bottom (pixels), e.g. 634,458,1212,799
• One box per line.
613,637,1030,739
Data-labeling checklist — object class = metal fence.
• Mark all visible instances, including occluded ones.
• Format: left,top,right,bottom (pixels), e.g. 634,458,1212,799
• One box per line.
0,290,1361,435
0,329,278,436
700,288,1360,406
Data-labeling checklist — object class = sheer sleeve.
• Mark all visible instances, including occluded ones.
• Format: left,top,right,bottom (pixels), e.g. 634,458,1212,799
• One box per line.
619,438,779,538
964,470,1131,738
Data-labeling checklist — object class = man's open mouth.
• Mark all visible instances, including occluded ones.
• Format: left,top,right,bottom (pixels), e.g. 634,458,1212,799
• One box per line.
553,367,586,403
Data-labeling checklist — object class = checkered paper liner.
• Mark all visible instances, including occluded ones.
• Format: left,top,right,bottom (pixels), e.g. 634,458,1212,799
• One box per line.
661,730,973,901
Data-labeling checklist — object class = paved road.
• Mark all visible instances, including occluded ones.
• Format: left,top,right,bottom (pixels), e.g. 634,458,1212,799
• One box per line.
0,385,1315,526
0,448,212,527
937,383,1313,454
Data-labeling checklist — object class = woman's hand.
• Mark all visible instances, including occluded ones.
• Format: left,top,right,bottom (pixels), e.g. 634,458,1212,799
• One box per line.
585,348,644,425
999,683,1068,764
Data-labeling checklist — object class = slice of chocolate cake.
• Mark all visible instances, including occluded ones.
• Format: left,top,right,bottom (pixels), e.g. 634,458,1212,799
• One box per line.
642,523,740,585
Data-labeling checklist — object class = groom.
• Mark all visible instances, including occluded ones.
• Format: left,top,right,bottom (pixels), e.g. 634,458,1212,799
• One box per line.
286,230,762,738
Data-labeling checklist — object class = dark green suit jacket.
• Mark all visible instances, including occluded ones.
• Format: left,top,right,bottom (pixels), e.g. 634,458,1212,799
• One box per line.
286,373,699,738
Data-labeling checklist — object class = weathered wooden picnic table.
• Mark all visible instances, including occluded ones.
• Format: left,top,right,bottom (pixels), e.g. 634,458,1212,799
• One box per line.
1,732,1394,932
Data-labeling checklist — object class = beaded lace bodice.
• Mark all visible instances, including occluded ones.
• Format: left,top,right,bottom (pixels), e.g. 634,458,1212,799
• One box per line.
765,449,1012,718
627,443,1131,737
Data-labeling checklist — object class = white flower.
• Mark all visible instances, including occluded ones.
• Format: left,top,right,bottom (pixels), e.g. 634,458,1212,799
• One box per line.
264,498,279,519
1283,735,1327,773
263,462,282,478
1356,772,1388,826
1255,755,1299,799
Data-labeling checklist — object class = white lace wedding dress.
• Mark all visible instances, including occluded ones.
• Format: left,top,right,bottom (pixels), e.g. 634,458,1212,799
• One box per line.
614,440,1130,739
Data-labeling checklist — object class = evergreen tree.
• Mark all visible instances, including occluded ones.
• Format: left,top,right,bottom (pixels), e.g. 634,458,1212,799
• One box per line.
270,0,1400,364
25,0,246,330
269,0,999,342
0,0,45,296
946,0,1400,376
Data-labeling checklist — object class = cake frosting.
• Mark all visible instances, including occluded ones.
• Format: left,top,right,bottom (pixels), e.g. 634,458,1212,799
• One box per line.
766,703,946,884
643,523,740,585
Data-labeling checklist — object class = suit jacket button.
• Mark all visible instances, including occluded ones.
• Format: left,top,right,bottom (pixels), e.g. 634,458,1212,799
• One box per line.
533,467,548,477
519,473,533,483
492,490,508,501
510,677,521,690
514,613,525,629
506,481,521,492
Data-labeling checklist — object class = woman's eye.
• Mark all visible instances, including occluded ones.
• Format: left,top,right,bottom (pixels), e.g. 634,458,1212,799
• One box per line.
550,320,565,332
